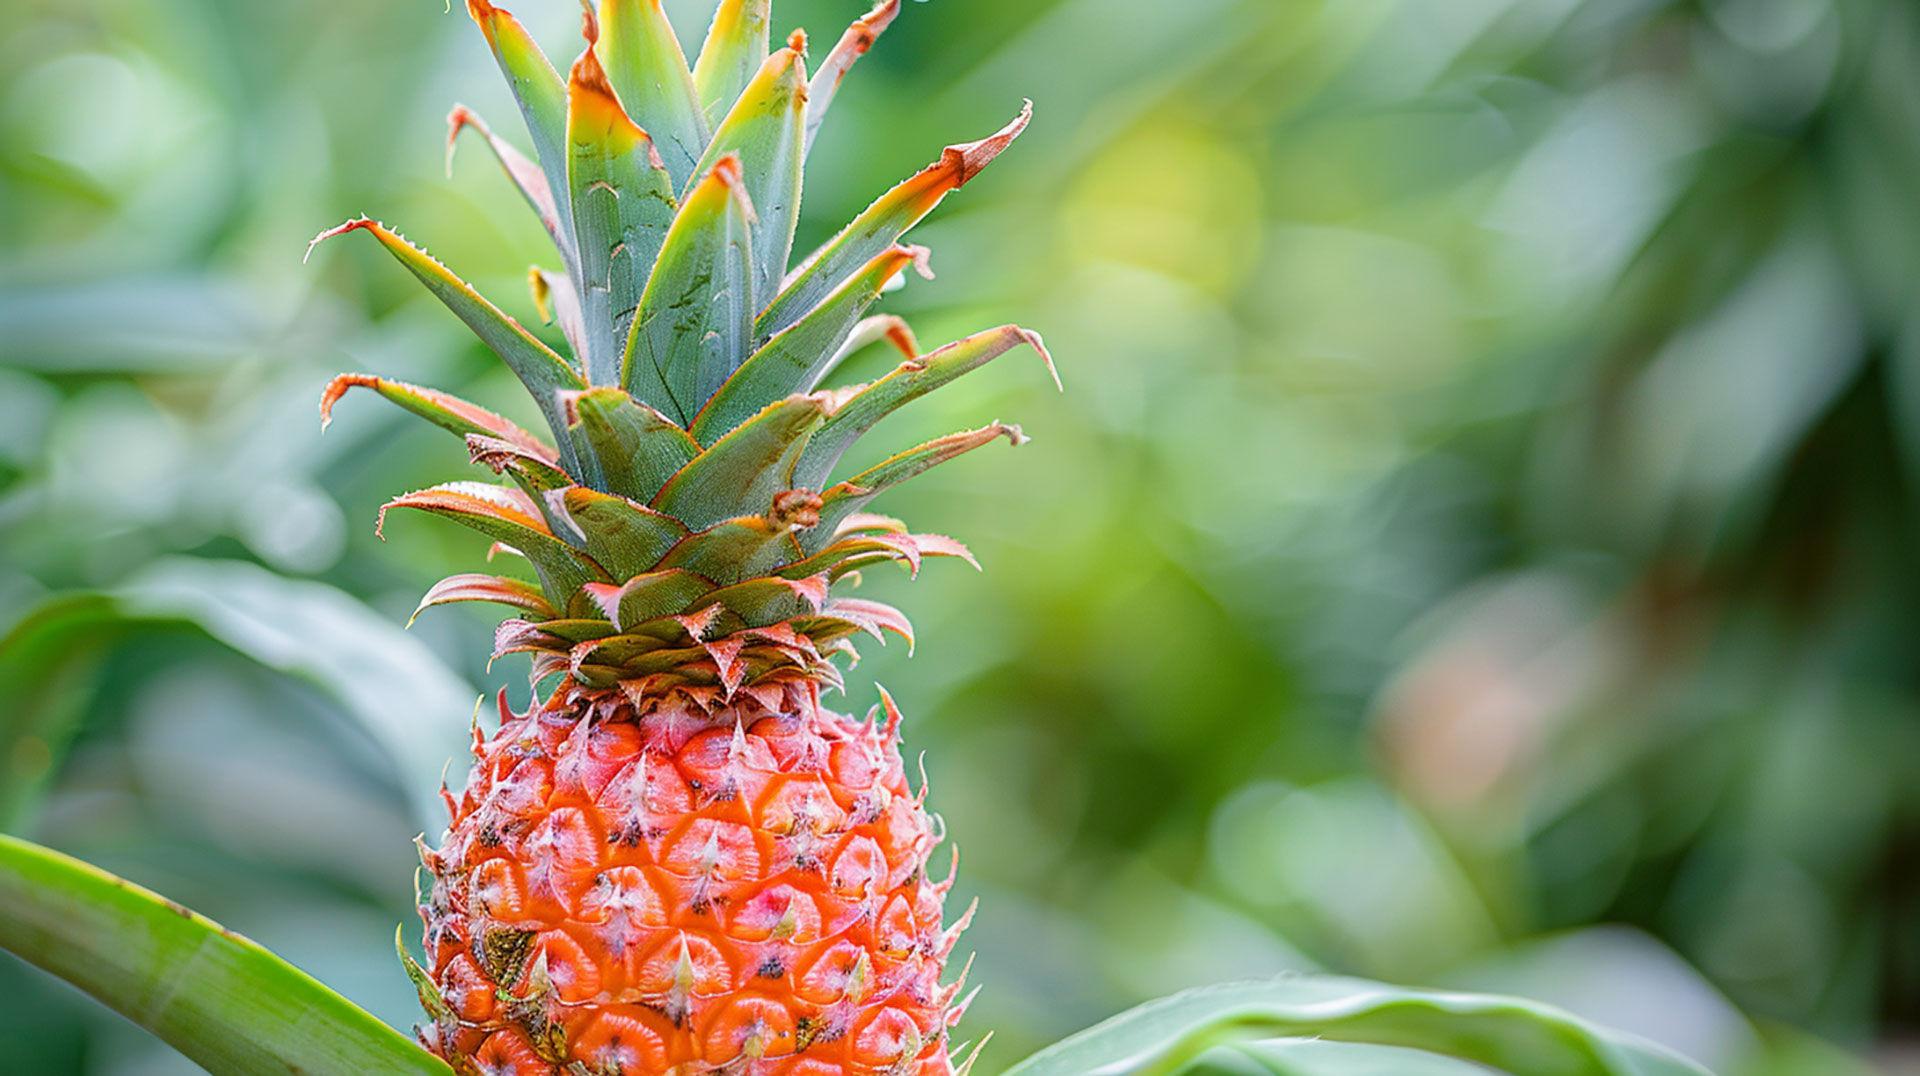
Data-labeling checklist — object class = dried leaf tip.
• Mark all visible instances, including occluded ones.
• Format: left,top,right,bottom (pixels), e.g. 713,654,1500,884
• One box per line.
787,28,808,57
1019,328,1061,391
578,0,599,44
707,153,759,223
944,99,1032,187
304,216,378,264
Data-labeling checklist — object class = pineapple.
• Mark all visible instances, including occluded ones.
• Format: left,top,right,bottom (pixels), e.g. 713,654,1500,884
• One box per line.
307,1,1050,1074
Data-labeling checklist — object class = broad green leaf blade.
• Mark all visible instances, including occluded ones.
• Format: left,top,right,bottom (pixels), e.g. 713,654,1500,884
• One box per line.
620,156,756,423
596,0,709,191
1192,1039,1495,1076
0,834,454,1076
652,394,827,529
563,386,702,501
0,595,114,828
557,487,691,578
795,323,1053,489
692,0,771,128
307,219,591,480
583,567,717,629
690,42,807,316
760,100,1030,337
445,104,566,261
691,244,920,443
321,373,557,462
804,0,900,156
656,516,805,583
381,482,607,604
998,976,1712,1076
567,45,678,384
464,0,575,262
808,422,1024,548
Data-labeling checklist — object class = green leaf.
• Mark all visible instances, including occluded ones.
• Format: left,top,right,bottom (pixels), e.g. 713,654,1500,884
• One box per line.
563,386,702,501
320,372,558,462
582,568,716,630
412,573,558,623
652,394,827,529
804,0,900,156
760,100,1029,337
656,516,805,583
1189,1039,1497,1076
795,323,1053,490
463,0,574,259
999,976,1712,1076
307,219,591,480
690,42,807,316
692,0,771,128
691,244,921,443
808,422,1024,548
620,157,756,423
445,104,568,262
566,45,678,383
0,595,114,829
554,487,690,578
380,482,608,604
596,0,709,191
0,834,454,1076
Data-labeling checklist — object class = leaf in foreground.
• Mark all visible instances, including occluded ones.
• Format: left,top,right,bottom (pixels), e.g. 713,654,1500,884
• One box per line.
0,834,452,1076
997,975,1714,1076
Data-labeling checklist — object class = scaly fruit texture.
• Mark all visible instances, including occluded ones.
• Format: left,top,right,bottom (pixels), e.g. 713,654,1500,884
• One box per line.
308,1,1051,1075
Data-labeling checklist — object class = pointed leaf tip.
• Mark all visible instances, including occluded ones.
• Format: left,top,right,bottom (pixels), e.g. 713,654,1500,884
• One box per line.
946,99,1032,188
304,216,376,265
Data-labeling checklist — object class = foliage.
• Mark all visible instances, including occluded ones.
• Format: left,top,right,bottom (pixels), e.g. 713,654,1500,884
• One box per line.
3,0,1917,1072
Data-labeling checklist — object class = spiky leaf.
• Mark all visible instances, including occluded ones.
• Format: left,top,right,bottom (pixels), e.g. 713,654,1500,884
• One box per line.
652,394,826,529
307,219,590,478
692,244,920,443
596,0,709,190
320,373,557,462
690,42,807,315
761,101,1030,337
0,835,454,1076
563,386,702,501
464,0,573,254
381,483,605,603
808,423,1023,547
804,0,900,155
795,324,1053,489
566,46,678,382
692,0,771,128
620,156,756,423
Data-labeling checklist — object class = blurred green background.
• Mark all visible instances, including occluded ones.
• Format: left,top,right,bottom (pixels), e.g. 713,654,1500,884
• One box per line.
3,0,1918,1072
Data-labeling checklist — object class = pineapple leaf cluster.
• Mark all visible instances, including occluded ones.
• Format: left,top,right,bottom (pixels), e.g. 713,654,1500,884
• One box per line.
311,0,1052,698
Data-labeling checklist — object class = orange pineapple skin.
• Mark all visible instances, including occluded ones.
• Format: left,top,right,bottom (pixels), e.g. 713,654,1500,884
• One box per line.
417,680,969,1076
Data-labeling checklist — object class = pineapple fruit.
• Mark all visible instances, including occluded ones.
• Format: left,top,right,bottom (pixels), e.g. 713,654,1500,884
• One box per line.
307,1,1050,1074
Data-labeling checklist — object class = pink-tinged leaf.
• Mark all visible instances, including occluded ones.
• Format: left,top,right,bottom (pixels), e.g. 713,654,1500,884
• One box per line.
691,245,921,443
804,0,900,156
447,104,567,259
620,155,756,423
692,0,771,128
675,602,725,642
818,313,921,386
795,324,1052,491
806,423,1026,551
910,533,979,569
307,219,591,480
494,618,565,658
320,373,558,462
596,0,709,190
412,573,557,624
835,512,909,536
581,569,715,631
380,482,605,605
701,636,747,694
466,434,571,491
761,101,1031,337
820,597,915,650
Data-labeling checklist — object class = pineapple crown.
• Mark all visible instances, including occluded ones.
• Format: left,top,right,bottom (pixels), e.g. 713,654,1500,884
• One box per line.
309,0,1053,701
